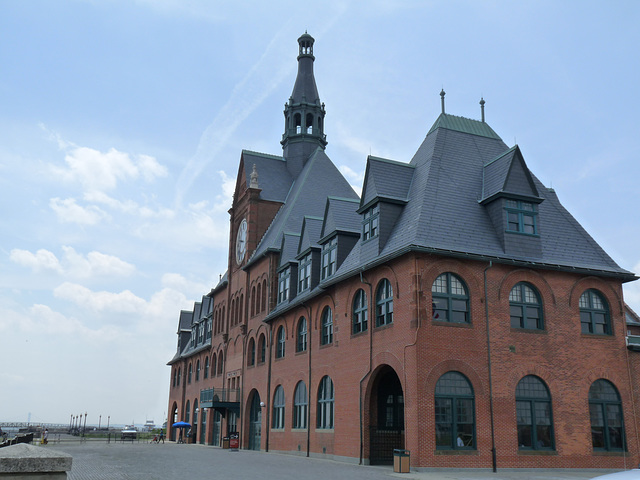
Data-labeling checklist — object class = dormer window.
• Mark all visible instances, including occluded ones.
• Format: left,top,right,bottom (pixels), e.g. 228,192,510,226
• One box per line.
191,327,196,347
321,237,337,280
505,200,537,235
277,268,290,304
362,204,379,241
298,252,312,292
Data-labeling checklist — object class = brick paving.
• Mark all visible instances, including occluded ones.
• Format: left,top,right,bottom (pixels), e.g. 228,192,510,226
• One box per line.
46,439,624,480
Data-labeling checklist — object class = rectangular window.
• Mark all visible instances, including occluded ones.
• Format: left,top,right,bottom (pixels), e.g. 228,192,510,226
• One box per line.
277,269,290,304
321,238,337,280
362,205,379,241
505,200,538,235
298,253,312,292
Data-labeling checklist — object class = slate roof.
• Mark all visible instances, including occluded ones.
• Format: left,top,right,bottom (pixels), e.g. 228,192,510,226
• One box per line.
329,113,635,283
297,216,323,255
360,156,415,208
241,150,292,203
321,196,361,240
245,147,358,268
279,232,301,268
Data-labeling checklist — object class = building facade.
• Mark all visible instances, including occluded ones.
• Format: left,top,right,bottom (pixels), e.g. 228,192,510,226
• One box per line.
167,33,640,469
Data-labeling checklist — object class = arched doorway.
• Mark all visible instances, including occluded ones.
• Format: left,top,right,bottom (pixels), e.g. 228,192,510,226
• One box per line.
369,367,404,465
170,403,178,441
248,392,262,451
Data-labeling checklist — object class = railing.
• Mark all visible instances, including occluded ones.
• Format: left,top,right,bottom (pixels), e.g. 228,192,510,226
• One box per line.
200,388,240,405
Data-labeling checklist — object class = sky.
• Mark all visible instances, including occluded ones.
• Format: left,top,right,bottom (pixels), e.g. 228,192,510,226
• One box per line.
1,0,639,427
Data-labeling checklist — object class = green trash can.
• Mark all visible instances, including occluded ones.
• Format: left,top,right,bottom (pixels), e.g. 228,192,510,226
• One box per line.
393,449,410,473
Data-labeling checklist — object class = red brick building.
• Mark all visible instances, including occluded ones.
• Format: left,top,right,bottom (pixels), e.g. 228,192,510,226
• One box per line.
167,33,639,470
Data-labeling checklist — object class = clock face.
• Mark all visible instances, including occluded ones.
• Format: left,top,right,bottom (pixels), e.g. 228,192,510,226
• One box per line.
235,219,248,264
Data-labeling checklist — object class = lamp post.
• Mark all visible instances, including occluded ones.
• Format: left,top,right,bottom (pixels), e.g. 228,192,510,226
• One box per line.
98,415,101,430
107,416,110,431
69,414,72,432
83,412,87,436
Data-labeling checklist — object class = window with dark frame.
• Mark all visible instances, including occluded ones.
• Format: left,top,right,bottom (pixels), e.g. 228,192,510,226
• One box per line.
376,279,393,327
352,289,368,334
321,237,337,279
589,379,625,451
298,252,312,292
277,268,290,304
580,289,611,335
510,282,543,330
272,385,285,429
276,326,285,359
505,199,537,235
362,204,379,241
297,317,307,352
516,375,554,450
317,375,334,429
321,307,333,345
293,381,308,429
434,371,475,449
432,273,469,323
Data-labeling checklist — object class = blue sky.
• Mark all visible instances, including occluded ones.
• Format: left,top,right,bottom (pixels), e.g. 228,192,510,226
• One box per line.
1,1,638,426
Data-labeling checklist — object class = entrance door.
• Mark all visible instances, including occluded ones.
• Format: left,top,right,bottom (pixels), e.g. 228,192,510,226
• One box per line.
212,410,221,446
369,368,405,465
248,393,262,451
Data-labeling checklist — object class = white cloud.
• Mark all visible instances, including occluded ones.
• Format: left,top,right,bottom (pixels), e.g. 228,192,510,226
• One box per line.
10,247,135,279
10,248,63,273
83,190,175,219
213,170,236,212
49,197,109,225
338,164,364,197
51,144,167,193
54,282,147,314
161,273,208,298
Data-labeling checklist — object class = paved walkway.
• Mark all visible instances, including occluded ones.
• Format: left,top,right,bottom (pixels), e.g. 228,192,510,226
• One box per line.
47,440,626,480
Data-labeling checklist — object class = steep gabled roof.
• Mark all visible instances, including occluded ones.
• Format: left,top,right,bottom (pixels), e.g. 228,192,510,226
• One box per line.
246,147,358,267
279,232,301,268
297,216,323,255
321,196,360,240
481,146,540,203
360,156,415,208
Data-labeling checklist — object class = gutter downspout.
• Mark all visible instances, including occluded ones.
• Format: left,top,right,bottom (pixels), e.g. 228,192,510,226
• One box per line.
302,302,313,458
359,270,373,465
484,261,497,472
265,323,272,452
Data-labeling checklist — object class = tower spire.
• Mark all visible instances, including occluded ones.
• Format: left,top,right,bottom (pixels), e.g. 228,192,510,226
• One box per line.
440,89,446,114
281,33,327,177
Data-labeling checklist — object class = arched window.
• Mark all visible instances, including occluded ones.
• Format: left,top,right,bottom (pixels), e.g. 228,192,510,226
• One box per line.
589,380,625,450
218,352,224,375
516,376,554,449
192,400,198,437
261,280,267,312
177,367,181,386
293,381,308,429
352,289,368,334
432,273,469,323
317,376,334,429
204,356,209,379
297,317,307,352
321,307,333,345
306,113,314,134
211,354,217,377
276,326,285,359
256,283,262,314
248,338,256,366
435,371,475,449
195,360,200,381
258,333,266,363
251,286,256,316
294,113,302,134
580,290,611,335
272,385,285,429
173,368,177,387
188,363,193,384
185,400,190,424
510,283,543,330
239,294,244,324
376,279,393,327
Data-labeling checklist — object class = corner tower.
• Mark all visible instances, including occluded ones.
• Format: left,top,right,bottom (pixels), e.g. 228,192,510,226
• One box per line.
281,32,327,177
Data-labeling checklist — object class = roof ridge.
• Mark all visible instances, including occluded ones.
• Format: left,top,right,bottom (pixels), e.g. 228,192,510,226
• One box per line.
242,149,285,161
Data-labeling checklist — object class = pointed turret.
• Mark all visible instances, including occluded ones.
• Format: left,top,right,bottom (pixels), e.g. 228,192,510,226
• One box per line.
281,32,327,177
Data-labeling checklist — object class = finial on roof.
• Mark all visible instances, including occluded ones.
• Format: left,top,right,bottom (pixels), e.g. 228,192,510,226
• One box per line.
440,89,446,114
480,97,485,123
250,164,259,188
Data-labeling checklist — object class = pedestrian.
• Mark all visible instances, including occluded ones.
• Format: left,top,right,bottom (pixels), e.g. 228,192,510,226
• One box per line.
159,428,165,444
43,428,49,445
